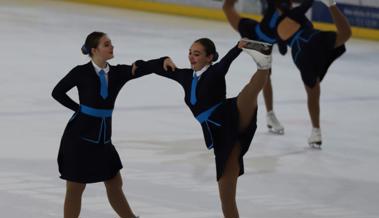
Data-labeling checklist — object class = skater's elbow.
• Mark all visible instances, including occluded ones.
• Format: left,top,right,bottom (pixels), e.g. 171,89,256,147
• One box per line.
51,88,61,101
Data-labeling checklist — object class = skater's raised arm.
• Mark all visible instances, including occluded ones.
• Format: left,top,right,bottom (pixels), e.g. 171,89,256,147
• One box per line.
214,41,243,75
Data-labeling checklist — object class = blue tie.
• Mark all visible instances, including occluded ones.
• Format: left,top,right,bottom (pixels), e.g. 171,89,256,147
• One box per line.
99,70,108,99
190,74,198,105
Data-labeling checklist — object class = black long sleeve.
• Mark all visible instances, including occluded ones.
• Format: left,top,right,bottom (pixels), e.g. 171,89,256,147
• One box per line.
295,0,314,15
52,67,80,111
214,44,242,76
131,59,163,79
138,56,186,83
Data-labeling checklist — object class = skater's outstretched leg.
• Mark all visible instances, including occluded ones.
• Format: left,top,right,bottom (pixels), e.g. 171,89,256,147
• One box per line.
320,0,352,47
237,39,272,131
223,0,241,31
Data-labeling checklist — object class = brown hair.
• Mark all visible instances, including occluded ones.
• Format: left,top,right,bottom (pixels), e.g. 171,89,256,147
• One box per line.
81,31,106,57
194,38,219,62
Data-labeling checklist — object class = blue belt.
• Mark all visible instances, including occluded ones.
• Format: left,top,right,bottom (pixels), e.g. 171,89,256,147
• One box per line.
79,105,113,144
255,25,276,44
195,102,222,149
80,105,113,117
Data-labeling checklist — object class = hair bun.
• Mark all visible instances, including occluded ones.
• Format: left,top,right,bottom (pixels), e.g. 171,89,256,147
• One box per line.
212,52,219,62
81,45,89,55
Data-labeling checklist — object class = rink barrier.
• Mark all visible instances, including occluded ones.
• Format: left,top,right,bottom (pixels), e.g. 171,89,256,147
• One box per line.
65,0,379,41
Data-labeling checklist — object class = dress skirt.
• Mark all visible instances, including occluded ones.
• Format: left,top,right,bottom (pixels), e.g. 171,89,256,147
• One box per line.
207,97,258,180
291,30,346,88
57,113,123,183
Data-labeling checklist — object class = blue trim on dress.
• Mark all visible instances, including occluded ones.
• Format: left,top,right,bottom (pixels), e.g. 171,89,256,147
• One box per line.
255,25,277,44
195,103,222,123
80,105,113,117
79,105,113,144
195,102,222,149
289,29,320,63
269,11,280,29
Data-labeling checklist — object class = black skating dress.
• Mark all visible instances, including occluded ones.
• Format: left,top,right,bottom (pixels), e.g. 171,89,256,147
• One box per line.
52,60,155,183
141,45,258,181
275,0,346,87
238,0,280,45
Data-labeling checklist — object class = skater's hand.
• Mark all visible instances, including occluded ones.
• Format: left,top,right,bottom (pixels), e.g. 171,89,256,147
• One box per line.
238,39,249,49
163,57,176,72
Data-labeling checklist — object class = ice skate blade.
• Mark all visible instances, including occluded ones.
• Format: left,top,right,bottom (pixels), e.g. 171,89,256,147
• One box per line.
267,126,284,135
308,142,322,150
241,38,273,55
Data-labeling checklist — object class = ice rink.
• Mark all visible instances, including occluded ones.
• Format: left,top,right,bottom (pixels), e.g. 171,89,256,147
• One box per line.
1,0,379,217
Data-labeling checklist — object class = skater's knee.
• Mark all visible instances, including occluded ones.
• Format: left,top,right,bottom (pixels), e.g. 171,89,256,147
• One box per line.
336,29,352,47
105,173,123,191
66,182,86,195
345,26,353,39
305,87,320,97
343,28,352,42
246,81,260,93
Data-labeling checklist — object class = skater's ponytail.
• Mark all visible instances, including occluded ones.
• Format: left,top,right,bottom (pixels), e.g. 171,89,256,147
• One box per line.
194,38,219,62
82,31,106,57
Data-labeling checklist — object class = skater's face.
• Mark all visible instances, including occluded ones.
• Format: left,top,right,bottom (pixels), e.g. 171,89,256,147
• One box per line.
91,35,114,61
188,42,213,71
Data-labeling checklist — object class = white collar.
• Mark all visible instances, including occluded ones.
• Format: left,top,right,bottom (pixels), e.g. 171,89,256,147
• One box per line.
91,60,110,74
193,65,210,77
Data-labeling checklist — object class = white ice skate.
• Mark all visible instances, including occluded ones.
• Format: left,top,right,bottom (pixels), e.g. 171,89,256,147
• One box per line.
308,128,322,149
319,0,336,7
241,38,273,70
266,111,284,135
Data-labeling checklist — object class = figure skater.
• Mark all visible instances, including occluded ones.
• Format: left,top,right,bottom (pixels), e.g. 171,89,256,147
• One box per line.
273,0,351,148
223,0,285,134
52,31,158,218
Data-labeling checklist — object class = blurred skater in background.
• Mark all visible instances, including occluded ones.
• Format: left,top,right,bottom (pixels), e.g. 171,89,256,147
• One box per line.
223,0,285,134
273,0,351,148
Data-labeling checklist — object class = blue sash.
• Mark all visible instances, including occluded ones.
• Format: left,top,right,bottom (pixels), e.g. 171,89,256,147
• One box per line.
79,105,113,144
195,102,222,149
